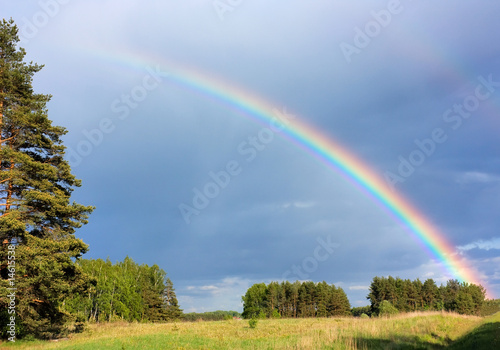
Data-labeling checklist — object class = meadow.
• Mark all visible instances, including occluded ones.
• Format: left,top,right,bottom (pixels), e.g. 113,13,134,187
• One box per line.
1,311,499,350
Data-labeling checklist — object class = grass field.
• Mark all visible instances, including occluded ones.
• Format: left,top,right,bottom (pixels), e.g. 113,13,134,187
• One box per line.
2,311,499,349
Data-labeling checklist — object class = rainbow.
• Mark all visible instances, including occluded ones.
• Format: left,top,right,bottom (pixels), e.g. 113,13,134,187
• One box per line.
74,47,488,292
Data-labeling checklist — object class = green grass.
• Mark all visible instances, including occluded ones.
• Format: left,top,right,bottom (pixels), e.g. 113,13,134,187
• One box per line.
1,312,499,350
447,312,500,350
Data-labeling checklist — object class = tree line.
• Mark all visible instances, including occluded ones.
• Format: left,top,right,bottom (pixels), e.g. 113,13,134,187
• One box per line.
242,277,489,320
183,310,241,322
368,276,486,316
242,281,351,319
63,257,182,323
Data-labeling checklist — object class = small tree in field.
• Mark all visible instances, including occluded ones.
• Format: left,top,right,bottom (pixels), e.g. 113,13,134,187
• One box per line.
248,317,258,329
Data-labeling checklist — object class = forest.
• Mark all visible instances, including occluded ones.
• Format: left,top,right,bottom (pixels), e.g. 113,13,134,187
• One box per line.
241,281,351,319
64,257,182,323
241,277,490,320
367,276,486,316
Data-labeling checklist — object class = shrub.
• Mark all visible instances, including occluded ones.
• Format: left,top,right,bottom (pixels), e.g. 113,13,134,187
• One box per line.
360,313,370,319
352,306,372,317
378,300,399,316
248,317,258,329
271,310,281,319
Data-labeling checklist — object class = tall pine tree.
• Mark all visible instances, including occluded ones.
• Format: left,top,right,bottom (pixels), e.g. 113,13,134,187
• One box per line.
0,19,94,339
164,278,182,320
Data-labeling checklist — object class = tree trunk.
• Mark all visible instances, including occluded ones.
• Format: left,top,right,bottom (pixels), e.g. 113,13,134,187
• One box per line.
5,138,15,212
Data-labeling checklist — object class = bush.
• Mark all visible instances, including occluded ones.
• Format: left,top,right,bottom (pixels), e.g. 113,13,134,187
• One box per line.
352,306,372,317
271,310,281,319
378,300,399,316
248,317,258,329
360,313,370,319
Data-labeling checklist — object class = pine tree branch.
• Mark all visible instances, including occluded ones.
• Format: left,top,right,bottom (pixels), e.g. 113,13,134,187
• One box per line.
0,134,18,144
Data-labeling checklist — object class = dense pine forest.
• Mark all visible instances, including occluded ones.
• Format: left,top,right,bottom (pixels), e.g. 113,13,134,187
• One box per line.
241,277,491,320
367,276,486,316
241,281,351,319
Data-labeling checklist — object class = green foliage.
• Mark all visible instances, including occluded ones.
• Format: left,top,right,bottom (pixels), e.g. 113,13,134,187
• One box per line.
164,277,183,320
352,305,372,317
360,313,370,319
271,309,281,319
248,317,258,329
183,310,240,322
0,307,24,338
447,312,500,350
242,280,350,319
368,276,486,316
480,299,500,317
378,300,399,316
63,257,182,323
0,19,94,339
241,283,267,319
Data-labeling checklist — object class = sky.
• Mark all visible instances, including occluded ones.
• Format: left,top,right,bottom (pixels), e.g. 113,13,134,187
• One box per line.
2,0,500,312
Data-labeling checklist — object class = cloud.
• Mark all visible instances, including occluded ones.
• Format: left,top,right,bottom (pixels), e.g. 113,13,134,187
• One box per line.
456,172,500,185
186,285,219,293
457,237,500,252
349,285,369,291
200,285,219,291
178,277,254,312
282,201,316,209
